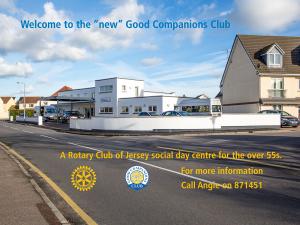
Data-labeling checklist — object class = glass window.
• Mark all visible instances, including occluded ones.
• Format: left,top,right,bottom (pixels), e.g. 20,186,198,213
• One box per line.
269,53,281,66
99,85,113,93
148,105,157,112
122,85,126,92
272,78,283,89
134,106,142,113
135,87,139,97
121,106,129,114
212,105,221,112
99,107,113,113
298,79,300,90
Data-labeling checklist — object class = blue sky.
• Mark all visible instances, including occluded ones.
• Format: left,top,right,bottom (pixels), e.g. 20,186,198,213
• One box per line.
0,0,300,98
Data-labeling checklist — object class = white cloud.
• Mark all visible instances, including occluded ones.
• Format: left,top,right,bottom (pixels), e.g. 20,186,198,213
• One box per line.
234,0,300,32
0,0,17,13
140,43,158,51
0,57,32,78
174,18,204,44
141,57,163,66
0,1,145,61
151,53,226,81
0,2,88,61
69,0,145,50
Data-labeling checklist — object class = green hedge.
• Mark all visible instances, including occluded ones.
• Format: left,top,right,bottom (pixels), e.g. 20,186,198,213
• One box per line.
9,109,34,119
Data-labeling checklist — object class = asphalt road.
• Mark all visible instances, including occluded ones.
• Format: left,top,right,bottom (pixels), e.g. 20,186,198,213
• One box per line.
0,121,299,225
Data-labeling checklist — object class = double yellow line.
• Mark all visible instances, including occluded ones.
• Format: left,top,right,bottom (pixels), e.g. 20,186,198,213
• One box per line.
0,142,98,225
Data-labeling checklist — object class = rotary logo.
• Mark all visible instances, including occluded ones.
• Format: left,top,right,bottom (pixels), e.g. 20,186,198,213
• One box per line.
125,166,149,191
71,165,96,191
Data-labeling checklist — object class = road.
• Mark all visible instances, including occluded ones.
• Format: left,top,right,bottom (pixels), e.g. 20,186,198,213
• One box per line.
0,121,299,225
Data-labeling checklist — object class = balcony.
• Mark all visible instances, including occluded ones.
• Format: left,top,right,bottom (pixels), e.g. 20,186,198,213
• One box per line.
268,89,286,98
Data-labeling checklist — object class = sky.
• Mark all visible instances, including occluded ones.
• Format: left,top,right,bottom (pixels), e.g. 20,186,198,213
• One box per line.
0,0,300,98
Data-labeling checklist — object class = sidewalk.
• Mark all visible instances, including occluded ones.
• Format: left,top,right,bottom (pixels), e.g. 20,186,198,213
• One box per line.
0,145,59,225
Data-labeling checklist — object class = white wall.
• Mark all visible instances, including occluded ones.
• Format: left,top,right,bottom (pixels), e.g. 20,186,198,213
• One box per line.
58,87,95,98
70,114,280,131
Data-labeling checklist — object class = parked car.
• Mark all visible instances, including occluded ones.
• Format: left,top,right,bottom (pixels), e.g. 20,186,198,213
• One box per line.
258,110,299,127
59,111,82,123
138,112,157,116
161,111,190,116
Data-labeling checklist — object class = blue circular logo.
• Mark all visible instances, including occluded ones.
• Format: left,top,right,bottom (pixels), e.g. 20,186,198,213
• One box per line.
125,166,149,191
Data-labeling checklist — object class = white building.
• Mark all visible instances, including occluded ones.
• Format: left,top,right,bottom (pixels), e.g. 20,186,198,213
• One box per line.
56,77,221,117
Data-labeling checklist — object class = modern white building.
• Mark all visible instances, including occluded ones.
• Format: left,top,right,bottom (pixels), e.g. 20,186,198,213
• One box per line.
56,77,221,117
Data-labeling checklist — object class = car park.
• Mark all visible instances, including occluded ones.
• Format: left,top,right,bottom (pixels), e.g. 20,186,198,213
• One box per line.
258,110,299,127
59,111,83,123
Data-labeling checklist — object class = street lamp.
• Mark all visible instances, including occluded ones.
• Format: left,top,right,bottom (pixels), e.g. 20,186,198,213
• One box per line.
17,82,26,121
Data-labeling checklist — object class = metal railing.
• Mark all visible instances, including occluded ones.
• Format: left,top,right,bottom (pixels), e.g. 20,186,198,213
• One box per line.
268,89,286,98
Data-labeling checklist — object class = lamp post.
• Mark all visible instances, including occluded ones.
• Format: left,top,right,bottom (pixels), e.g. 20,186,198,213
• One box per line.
17,82,26,121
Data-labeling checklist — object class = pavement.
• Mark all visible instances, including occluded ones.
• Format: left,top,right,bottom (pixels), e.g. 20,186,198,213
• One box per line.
0,121,299,225
0,142,61,225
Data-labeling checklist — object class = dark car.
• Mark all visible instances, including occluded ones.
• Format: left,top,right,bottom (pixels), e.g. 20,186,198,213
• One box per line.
138,112,157,116
161,111,190,116
59,111,82,122
258,110,299,127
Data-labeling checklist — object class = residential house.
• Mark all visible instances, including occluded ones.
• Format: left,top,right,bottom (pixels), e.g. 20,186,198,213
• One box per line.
0,97,16,119
219,35,300,118
18,97,56,110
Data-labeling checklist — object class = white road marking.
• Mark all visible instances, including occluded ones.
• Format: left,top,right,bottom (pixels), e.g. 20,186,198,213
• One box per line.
40,135,59,141
22,130,34,134
67,142,102,152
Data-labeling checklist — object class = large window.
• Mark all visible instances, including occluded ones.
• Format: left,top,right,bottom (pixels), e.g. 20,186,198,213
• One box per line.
135,87,139,97
269,53,281,66
134,106,142,113
148,105,157,112
269,78,284,98
182,105,209,113
99,107,113,114
121,106,129,114
99,85,113,93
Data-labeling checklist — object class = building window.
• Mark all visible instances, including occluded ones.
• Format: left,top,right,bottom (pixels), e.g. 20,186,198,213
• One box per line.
148,105,157,112
134,106,142,113
269,53,281,66
182,105,209,113
99,85,113,93
269,78,284,98
44,102,48,106
298,79,300,90
121,106,129,114
100,97,111,102
122,85,126,92
135,86,139,97
99,107,113,114
272,105,282,111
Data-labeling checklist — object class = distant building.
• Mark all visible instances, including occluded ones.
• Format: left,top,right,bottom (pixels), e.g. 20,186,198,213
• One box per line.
220,35,300,117
17,97,56,110
55,77,221,117
0,97,15,119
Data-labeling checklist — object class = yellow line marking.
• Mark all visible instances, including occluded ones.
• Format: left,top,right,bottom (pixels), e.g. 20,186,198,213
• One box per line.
0,142,98,225
156,146,300,171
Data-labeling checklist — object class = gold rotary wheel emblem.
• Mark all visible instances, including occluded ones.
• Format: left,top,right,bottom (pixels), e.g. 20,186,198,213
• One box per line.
71,166,96,191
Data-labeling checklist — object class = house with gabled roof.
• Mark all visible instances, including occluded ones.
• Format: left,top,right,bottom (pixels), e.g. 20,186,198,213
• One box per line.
0,97,16,119
219,34,300,118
